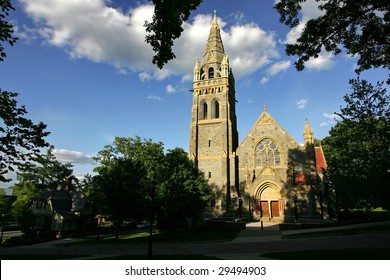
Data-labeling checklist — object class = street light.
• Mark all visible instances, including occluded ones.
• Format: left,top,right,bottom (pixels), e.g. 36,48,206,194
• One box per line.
147,176,157,260
232,195,235,221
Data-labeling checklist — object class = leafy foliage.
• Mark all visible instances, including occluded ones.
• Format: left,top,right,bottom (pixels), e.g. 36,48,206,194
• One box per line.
322,78,390,210
90,157,148,238
0,0,18,61
90,137,211,234
0,90,50,182
90,137,165,236
157,148,210,231
275,0,389,75
145,0,203,68
14,147,73,192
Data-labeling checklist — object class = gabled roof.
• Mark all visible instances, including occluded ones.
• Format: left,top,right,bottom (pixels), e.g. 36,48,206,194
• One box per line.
315,146,327,173
238,110,299,149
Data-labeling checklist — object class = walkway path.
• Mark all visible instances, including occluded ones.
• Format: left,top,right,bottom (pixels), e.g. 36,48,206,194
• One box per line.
0,221,389,260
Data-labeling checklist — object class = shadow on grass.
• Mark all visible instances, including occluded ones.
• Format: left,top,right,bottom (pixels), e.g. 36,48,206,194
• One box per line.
260,248,390,260
282,224,390,239
66,228,242,246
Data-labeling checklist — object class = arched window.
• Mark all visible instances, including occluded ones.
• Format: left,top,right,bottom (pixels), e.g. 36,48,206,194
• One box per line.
255,138,281,166
202,102,208,119
213,100,220,118
208,67,214,79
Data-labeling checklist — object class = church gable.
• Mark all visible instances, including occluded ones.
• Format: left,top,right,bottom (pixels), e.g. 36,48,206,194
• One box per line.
236,110,301,168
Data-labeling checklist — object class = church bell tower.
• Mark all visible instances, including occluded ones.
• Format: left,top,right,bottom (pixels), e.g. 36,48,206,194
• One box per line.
189,11,239,213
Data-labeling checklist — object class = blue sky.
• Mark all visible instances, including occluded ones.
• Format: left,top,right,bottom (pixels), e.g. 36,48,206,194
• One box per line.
0,0,388,187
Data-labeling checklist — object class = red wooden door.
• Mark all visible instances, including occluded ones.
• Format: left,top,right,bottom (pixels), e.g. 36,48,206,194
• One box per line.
260,201,269,217
271,201,279,217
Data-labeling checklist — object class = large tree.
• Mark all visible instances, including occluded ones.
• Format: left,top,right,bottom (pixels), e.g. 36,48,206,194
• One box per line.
14,146,73,192
275,0,389,75
0,90,50,182
322,78,390,210
157,147,210,232
90,157,147,239
90,136,165,238
90,137,211,235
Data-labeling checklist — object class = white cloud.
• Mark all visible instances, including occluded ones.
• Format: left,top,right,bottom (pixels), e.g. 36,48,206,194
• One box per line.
320,122,329,127
297,98,308,109
323,112,341,121
321,112,341,126
247,97,255,104
166,84,176,94
20,0,156,72
266,60,291,76
259,76,269,86
305,52,336,70
147,95,162,101
52,149,96,165
19,1,280,81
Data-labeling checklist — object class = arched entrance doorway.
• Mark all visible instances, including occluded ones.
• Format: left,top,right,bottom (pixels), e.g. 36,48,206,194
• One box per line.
253,182,284,219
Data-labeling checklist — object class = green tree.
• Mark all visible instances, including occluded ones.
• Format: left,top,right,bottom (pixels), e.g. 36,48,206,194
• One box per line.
322,78,390,211
90,136,165,238
90,137,211,235
10,147,73,229
93,136,165,177
0,0,18,62
274,0,389,75
157,148,210,233
14,147,73,192
90,158,147,239
0,90,50,182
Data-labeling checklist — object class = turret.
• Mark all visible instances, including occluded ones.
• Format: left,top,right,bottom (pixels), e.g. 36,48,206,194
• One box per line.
303,119,314,148
193,59,200,81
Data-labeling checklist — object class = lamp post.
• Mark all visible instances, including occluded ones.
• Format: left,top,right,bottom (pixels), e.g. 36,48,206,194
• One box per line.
232,195,236,221
293,194,299,223
147,176,157,260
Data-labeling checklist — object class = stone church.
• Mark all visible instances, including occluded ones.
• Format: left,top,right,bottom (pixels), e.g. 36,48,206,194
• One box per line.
189,13,328,222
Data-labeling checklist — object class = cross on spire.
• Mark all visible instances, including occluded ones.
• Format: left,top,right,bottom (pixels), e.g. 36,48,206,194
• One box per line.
213,10,217,17
262,104,267,111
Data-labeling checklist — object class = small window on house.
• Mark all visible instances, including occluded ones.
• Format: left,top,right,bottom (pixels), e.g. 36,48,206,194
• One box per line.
208,139,212,147
208,67,214,79
208,171,212,179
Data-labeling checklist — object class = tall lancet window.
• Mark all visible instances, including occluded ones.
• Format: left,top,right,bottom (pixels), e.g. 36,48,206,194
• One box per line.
213,100,220,118
208,67,214,79
200,101,208,120
255,138,281,166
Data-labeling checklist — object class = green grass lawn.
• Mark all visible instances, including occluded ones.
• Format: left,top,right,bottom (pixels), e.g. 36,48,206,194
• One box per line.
65,228,242,246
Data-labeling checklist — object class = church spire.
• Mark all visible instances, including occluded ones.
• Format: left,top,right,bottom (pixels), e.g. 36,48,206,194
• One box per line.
304,119,314,146
201,11,225,69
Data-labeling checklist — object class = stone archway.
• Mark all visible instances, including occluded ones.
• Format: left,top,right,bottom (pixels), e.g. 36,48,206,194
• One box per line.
253,181,284,219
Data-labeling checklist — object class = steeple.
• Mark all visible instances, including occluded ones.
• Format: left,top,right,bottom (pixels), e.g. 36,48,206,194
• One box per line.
200,11,225,74
303,119,314,146
189,11,238,213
